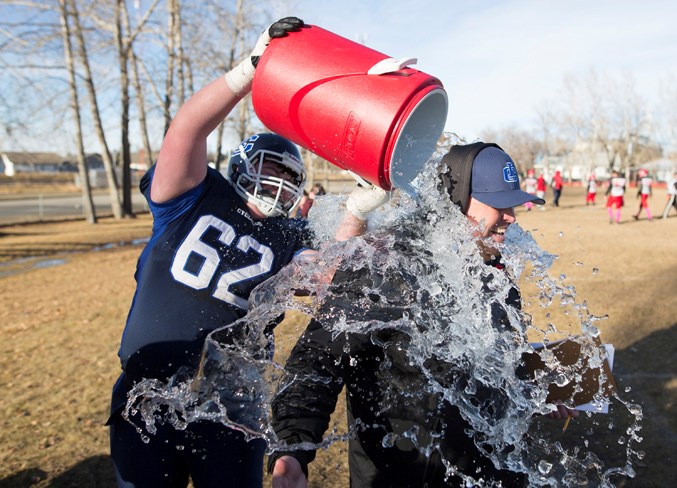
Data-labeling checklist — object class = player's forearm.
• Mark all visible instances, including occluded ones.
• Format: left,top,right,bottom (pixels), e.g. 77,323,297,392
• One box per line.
168,76,241,142
335,213,368,241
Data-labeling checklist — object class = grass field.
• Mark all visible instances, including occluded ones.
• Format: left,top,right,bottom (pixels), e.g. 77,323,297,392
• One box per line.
0,185,675,487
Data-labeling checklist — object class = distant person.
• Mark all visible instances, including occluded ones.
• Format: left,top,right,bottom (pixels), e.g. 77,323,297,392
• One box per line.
661,172,677,219
633,169,653,221
536,172,547,209
107,17,311,488
551,170,563,207
522,168,538,211
606,170,626,224
297,190,311,217
298,182,327,218
586,173,598,205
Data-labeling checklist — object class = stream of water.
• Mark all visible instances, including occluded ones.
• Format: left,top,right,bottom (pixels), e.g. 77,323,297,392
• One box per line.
124,136,642,486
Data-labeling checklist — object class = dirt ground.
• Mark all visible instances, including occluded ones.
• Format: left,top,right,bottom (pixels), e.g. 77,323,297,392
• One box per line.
0,185,675,487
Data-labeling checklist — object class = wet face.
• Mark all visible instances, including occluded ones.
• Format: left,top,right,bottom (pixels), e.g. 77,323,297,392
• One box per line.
465,197,516,260
246,160,298,220
260,160,297,186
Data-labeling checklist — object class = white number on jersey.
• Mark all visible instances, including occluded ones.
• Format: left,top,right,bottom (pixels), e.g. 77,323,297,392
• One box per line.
171,215,273,309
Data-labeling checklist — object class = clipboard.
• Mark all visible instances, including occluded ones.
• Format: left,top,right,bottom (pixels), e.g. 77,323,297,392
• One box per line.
522,334,617,413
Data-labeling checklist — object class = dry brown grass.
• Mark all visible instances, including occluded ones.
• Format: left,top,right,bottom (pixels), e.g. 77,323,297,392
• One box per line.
0,174,80,196
0,186,675,487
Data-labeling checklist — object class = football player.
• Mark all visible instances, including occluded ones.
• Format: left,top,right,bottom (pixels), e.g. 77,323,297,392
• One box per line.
108,17,311,488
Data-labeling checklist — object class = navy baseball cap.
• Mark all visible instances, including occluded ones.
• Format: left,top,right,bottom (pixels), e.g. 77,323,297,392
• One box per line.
471,147,545,208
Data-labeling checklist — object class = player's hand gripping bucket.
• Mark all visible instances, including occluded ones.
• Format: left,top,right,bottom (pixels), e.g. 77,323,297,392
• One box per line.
252,25,448,193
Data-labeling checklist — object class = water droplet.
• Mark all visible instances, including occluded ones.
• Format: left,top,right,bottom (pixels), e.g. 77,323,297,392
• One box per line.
381,432,397,448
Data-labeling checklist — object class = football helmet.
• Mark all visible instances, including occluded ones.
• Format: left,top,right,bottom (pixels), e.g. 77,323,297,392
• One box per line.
226,133,306,218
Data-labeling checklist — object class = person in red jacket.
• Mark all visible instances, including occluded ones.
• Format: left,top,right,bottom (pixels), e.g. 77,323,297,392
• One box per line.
536,172,547,210
297,183,327,218
551,170,563,207
586,173,599,205
522,169,538,211
633,169,653,221
606,170,626,224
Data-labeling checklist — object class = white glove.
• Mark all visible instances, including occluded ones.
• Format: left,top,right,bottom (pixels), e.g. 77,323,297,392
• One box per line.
346,184,390,220
225,17,304,97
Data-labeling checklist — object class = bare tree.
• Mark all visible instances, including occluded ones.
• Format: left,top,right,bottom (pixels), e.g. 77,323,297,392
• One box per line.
0,2,75,153
128,44,154,169
1,0,286,187
534,100,561,158
122,1,154,171
614,74,650,168
554,70,655,173
114,0,133,216
111,0,160,217
480,125,542,174
214,0,245,171
163,0,178,135
174,0,186,106
68,0,122,219
58,0,96,224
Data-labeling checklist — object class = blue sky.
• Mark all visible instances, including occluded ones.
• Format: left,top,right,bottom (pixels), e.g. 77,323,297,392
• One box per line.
292,0,677,141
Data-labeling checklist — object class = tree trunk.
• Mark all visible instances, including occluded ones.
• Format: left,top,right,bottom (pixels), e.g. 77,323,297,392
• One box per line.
236,99,250,142
184,54,194,96
215,121,226,172
130,46,154,170
163,0,178,135
234,0,250,143
58,0,96,224
123,0,153,169
215,0,244,171
69,0,122,219
115,0,133,217
174,0,185,106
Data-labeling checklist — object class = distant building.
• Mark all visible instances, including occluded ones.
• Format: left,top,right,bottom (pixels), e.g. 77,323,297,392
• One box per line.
84,153,104,170
131,149,158,171
0,152,71,176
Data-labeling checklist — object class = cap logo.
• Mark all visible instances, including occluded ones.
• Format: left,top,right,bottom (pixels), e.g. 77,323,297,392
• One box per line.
502,161,518,183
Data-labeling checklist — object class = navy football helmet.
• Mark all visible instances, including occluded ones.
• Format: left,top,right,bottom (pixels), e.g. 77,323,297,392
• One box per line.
226,133,306,218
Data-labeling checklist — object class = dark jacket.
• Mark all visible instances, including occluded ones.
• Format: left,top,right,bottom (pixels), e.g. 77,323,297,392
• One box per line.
269,224,527,487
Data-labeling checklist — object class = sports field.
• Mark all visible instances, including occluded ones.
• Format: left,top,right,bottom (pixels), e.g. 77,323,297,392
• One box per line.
0,185,674,487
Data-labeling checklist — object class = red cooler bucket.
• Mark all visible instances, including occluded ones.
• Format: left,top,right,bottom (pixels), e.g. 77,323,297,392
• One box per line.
252,25,448,193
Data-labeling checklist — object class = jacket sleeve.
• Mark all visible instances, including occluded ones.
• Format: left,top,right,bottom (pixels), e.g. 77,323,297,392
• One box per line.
268,317,348,477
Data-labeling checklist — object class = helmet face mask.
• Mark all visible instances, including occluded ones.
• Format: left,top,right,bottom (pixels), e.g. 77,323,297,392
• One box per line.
227,134,306,218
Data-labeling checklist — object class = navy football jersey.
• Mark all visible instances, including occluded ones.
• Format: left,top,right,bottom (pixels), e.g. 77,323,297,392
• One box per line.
113,166,310,410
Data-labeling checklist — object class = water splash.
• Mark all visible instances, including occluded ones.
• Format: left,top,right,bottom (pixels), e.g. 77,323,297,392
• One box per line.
124,136,642,486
